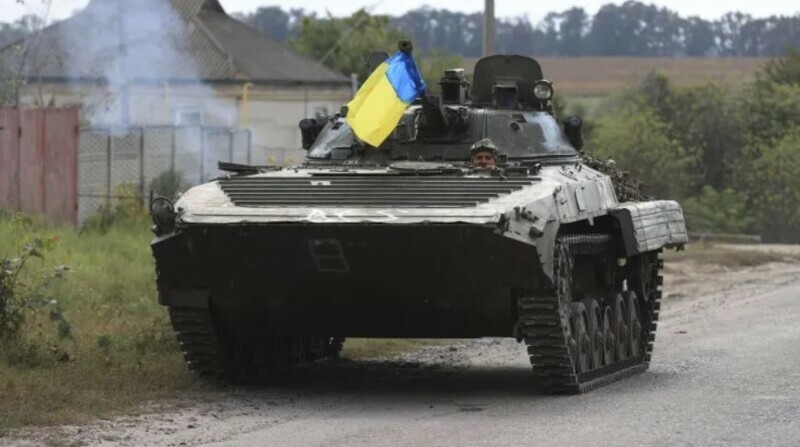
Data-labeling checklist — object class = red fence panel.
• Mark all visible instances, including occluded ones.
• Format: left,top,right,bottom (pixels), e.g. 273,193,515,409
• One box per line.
19,109,45,215
44,108,79,226
0,109,21,210
0,107,78,226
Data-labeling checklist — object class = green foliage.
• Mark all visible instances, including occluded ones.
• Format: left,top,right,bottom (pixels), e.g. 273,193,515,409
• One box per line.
551,93,567,119
760,48,800,86
681,186,754,234
0,213,193,430
667,83,745,191
149,169,186,200
589,106,690,198
585,54,800,241
82,184,149,234
249,4,800,58
0,215,71,353
0,61,19,106
419,51,463,94
636,71,673,115
289,9,409,81
738,127,800,242
739,81,800,144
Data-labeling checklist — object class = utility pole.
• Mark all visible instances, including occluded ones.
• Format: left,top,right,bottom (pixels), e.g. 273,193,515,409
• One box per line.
483,0,496,57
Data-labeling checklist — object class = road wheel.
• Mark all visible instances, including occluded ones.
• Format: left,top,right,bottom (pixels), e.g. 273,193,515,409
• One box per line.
613,293,629,361
569,302,591,373
625,291,643,358
582,299,604,370
601,305,614,366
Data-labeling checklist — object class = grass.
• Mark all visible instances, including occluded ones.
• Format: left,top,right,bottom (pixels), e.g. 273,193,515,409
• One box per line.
341,339,445,360
663,243,800,268
0,212,442,432
0,214,196,432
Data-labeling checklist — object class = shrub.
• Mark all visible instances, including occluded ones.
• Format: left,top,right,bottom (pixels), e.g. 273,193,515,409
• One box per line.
82,184,149,234
681,186,754,234
588,106,692,199
149,169,186,200
0,216,71,346
738,126,800,242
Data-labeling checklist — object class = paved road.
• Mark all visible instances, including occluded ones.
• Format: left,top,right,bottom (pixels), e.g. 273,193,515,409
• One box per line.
201,283,800,447
13,261,800,447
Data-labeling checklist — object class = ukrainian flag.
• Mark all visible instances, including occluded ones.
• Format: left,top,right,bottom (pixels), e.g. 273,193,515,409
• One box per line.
346,50,426,147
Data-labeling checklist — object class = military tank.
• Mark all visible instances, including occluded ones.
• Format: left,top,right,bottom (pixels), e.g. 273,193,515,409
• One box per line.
150,52,687,394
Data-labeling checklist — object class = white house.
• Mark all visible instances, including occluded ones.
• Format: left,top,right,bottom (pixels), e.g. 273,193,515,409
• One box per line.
1,0,353,165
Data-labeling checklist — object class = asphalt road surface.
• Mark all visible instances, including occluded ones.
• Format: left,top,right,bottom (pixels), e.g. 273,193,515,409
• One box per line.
11,260,800,447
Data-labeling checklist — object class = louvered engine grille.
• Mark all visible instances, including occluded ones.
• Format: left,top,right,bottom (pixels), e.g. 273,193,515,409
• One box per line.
218,176,537,208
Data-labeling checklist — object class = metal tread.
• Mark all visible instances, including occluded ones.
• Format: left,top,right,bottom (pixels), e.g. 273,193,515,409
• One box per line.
517,235,663,394
168,306,345,381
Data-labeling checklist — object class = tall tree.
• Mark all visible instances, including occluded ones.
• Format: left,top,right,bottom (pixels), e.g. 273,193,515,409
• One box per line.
761,48,800,86
0,14,41,48
243,7,306,43
7,2,800,59
289,10,408,80
585,4,629,56
391,8,483,57
558,8,588,56
684,17,716,56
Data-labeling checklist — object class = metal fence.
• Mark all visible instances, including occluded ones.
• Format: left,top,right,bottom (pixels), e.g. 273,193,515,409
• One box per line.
78,126,251,223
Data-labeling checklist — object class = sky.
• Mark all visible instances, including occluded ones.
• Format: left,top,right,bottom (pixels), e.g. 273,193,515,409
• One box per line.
2,0,799,25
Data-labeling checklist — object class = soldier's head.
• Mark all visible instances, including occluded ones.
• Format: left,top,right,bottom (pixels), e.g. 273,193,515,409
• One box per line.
470,138,499,169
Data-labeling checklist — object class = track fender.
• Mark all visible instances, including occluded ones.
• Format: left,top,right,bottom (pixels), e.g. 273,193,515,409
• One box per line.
611,200,688,257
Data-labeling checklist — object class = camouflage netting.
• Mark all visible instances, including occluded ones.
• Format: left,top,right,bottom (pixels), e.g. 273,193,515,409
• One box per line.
580,152,651,202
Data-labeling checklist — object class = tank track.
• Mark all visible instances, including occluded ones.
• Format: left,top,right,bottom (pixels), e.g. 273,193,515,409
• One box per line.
168,306,345,381
517,234,663,394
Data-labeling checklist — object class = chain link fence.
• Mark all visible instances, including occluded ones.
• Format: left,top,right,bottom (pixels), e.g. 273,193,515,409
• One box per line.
78,126,251,224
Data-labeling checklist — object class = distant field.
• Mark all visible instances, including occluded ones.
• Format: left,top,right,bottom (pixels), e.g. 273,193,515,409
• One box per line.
460,57,766,95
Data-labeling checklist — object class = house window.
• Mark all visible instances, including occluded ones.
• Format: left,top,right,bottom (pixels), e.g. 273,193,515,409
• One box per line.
175,108,203,126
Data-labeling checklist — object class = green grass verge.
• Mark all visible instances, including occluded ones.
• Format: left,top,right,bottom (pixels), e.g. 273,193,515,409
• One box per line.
0,213,442,431
341,339,445,360
0,214,197,432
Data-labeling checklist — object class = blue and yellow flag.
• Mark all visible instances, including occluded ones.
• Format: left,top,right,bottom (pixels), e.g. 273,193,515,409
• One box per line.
346,51,426,147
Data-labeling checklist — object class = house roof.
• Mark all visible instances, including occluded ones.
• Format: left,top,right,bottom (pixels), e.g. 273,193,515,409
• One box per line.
1,0,349,86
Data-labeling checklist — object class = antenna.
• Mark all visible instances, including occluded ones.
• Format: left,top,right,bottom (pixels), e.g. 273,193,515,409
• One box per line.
483,0,496,57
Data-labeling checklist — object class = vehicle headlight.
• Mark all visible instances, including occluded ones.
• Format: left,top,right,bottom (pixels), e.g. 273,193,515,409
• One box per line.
533,81,553,101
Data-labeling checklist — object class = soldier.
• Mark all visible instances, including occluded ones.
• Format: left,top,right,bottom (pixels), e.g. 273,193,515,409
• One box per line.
470,138,500,170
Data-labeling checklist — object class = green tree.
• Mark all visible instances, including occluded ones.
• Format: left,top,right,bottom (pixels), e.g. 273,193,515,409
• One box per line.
681,186,754,233
0,63,15,105
289,9,409,81
419,51,463,95
740,81,800,143
739,127,800,242
241,6,306,43
760,48,800,86
667,83,746,192
588,106,691,199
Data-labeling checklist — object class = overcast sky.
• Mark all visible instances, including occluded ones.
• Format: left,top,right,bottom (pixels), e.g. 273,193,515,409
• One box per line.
2,0,799,24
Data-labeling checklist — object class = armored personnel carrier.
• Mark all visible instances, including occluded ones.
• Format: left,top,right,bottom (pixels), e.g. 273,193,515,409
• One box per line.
151,53,687,394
